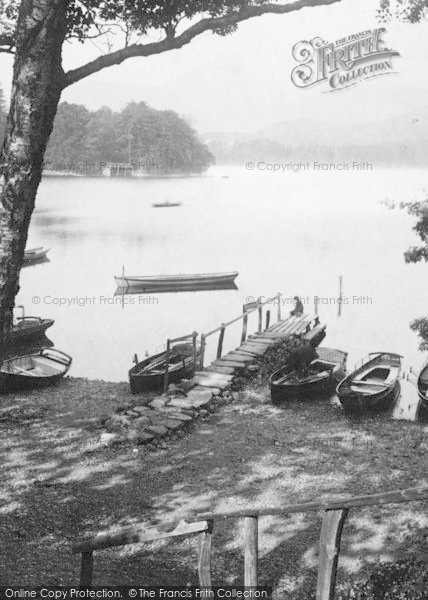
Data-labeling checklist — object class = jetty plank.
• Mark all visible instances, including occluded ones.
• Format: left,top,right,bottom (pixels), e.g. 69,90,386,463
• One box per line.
206,366,236,375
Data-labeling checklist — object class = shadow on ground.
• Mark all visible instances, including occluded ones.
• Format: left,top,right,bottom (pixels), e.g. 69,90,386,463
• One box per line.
0,379,426,597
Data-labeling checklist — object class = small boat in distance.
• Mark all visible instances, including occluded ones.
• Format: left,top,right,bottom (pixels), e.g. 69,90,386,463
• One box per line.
0,348,72,392
416,361,428,420
129,343,199,393
8,306,54,344
115,271,239,290
336,352,402,414
152,201,182,208
270,347,347,403
23,247,50,264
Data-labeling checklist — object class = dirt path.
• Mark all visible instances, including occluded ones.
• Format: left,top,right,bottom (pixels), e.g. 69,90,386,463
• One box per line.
0,378,427,597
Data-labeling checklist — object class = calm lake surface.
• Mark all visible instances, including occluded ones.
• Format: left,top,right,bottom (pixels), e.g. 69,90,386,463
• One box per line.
19,166,428,385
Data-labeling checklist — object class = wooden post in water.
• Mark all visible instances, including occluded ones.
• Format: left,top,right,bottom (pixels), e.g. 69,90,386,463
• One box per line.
265,310,271,331
121,265,125,309
338,276,343,317
163,339,171,394
314,295,318,317
199,334,206,370
244,516,258,586
316,509,348,600
80,551,93,587
258,305,263,333
197,521,213,588
277,292,282,322
192,331,198,375
241,313,248,344
217,325,226,359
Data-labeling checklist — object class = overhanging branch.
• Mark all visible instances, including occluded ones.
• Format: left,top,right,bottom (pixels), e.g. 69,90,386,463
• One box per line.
64,0,342,88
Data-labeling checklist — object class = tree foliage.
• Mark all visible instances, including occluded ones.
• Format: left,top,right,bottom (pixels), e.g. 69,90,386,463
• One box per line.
378,0,428,22
44,101,214,174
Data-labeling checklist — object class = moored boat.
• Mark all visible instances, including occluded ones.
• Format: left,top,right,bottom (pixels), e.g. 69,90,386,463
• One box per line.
129,343,199,393
152,201,182,208
416,361,428,420
23,247,50,264
336,352,402,414
115,271,239,290
7,306,54,344
0,348,72,392
270,347,348,403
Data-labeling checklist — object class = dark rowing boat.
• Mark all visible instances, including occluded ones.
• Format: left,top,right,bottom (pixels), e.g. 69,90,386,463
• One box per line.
416,361,428,420
8,307,54,344
129,343,199,393
270,347,348,403
336,352,402,414
0,348,72,392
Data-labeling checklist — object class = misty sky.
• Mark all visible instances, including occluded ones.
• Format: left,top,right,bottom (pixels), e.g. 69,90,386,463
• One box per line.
1,0,427,133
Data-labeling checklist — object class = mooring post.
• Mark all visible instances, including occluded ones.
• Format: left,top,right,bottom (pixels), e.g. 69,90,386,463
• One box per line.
316,509,348,600
197,521,213,588
80,551,93,587
265,310,271,331
338,275,343,317
258,305,263,333
163,339,171,394
314,295,318,317
277,292,282,322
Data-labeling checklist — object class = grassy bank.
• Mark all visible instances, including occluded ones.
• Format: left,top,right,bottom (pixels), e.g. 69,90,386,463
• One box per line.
0,377,426,597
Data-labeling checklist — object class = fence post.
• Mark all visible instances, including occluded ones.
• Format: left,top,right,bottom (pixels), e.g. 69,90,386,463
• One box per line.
277,292,282,322
217,325,226,359
316,509,349,600
192,331,198,375
198,521,213,588
80,551,93,587
244,516,258,587
258,306,262,333
199,334,206,370
163,339,171,394
241,313,248,344
265,310,271,331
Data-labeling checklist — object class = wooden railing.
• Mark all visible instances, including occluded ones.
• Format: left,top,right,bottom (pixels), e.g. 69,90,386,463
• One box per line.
72,486,428,598
199,293,282,369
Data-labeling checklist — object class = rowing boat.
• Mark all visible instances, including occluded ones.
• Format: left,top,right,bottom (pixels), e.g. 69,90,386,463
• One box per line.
129,343,199,393
417,361,428,420
23,247,50,264
115,271,239,290
336,352,402,414
270,347,348,403
0,348,72,392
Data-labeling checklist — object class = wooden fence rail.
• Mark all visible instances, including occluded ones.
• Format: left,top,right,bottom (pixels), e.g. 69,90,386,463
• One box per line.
199,293,282,369
72,486,428,596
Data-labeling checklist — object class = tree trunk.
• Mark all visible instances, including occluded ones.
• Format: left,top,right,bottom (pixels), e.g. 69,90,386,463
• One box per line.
0,0,66,362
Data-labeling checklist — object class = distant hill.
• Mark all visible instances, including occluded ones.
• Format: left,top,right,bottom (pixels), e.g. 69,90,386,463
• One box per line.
205,110,428,167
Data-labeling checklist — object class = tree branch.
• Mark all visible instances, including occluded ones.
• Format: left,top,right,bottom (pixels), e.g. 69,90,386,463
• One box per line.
64,0,342,88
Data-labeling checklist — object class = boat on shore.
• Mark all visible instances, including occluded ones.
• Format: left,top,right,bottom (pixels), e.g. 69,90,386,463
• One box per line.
336,352,402,414
0,348,72,392
416,361,428,420
23,247,50,264
270,347,348,403
129,343,199,393
152,201,182,208
115,271,239,290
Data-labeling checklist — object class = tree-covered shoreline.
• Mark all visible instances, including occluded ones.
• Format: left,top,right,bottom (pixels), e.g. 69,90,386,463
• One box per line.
42,100,214,176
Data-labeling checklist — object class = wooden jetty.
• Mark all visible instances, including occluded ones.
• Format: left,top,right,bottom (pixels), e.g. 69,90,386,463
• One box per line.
160,293,326,393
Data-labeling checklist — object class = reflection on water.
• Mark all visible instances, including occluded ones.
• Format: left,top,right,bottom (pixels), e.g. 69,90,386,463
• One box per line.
115,281,238,295
17,167,428,388
22,257,51,269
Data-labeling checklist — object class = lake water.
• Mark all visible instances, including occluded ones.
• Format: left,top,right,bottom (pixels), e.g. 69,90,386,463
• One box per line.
19,166,428,390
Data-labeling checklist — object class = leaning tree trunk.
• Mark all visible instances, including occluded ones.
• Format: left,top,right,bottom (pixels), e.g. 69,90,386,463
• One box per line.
0,0,66,362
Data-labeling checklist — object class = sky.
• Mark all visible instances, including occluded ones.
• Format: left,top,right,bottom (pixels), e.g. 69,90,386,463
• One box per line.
0,0,427,133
